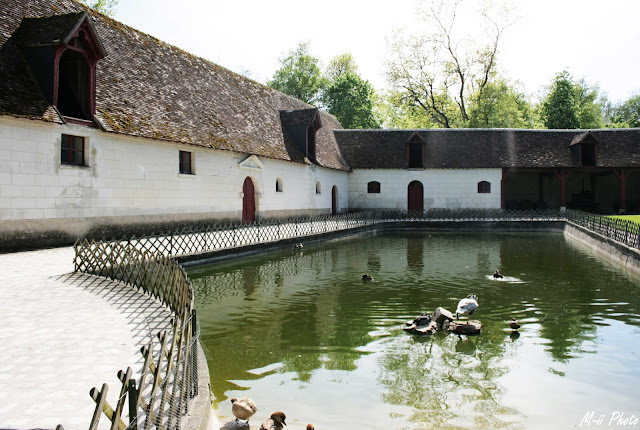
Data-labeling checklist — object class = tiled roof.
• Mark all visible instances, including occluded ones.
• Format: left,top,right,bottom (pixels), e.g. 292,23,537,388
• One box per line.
0,0,349,171
13,12,86,47
335,128,640,169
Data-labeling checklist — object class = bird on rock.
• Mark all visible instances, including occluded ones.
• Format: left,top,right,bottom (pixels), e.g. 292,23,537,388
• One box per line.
260,412,287,430
456,294,479,319
509,318,521,331
231,397,257,424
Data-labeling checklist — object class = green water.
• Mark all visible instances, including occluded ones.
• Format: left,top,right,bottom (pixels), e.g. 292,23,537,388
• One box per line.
189,231,640,429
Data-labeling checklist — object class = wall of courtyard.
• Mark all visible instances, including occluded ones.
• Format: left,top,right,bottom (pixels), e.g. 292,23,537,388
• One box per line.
348,168,502,210
0,117,349,248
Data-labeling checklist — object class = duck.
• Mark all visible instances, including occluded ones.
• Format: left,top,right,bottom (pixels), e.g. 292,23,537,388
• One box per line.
509,318,521,331
306,425,314,430
493,270,504,279
455,294,479,319
294,243,303,250
231,396,257,424
260,412,287,430
362,274,373,281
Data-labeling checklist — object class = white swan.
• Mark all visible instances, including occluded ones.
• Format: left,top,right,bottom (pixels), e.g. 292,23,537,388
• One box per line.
456,294,478,319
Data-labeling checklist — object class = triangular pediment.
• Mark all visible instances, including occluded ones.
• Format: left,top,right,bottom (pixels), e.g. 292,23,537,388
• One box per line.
238,154,264,171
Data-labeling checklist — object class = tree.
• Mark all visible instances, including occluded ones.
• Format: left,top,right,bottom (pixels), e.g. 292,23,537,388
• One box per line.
612,94,640,127
539,71,604,129
267,43,324,105
325,53,358,82
79,0,117,16
468,78,533,128
322,73,379,129
385,0,515,128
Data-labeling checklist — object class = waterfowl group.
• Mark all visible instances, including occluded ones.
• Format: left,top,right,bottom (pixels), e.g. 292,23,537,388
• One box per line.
455,294,479,319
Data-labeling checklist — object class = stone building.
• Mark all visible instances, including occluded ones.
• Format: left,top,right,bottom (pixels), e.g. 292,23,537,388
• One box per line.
1,0,639,251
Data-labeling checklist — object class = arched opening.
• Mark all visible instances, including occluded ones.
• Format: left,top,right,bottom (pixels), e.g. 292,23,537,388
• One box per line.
367,181,381,193
242,177,256,224
58,49,90,119
276,177,283,192
332,186,338,216
407,181,424,212
477,181,491,193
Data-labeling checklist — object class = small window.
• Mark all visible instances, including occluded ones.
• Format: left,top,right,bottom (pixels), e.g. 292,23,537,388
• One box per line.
367,181,381,193
316,181,321,194
179,150,193,174
478,181,491,193
61,134,85,166
408,142,423,168
581,142,596,166
276,178,283,192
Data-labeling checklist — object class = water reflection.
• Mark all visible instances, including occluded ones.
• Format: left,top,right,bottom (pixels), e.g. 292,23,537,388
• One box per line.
190,232,640,429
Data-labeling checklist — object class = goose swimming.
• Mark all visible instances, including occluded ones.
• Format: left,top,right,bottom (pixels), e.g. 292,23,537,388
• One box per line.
455,294,478,319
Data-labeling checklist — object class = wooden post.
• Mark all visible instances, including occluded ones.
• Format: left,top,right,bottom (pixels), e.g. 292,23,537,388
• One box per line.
613,169,630,213
554,169,571,209
501,169,511,210
128,379,138,429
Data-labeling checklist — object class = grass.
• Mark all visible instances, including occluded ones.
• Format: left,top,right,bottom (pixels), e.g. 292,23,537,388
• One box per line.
607,215,640,225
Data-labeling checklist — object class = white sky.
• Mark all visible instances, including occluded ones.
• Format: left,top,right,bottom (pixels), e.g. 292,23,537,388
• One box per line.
113,0,640,103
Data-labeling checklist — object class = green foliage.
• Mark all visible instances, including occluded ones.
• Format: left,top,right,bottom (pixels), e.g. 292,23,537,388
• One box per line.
540,71,580,129
322,73,379,129
267,43,324,105
468,78,533,128
539,71,604,129
325,53,358,82
611,94,640,127
78,0,117,16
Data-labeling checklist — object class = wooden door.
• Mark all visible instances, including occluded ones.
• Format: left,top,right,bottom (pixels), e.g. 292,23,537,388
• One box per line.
407,181,424,212
332,186,338,216
242,177,255,223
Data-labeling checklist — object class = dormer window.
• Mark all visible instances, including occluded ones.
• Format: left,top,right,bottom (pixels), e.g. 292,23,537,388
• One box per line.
14,12,106,123
406,132,425,168
280,108,322,163
570,132,598,167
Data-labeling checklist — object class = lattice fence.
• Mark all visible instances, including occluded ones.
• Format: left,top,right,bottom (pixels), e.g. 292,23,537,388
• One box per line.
74,239,197,430
119,209,566,258
568,210,640,249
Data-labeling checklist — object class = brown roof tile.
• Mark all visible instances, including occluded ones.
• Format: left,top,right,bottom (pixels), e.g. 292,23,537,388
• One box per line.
335,128,640,169
0,0,349,171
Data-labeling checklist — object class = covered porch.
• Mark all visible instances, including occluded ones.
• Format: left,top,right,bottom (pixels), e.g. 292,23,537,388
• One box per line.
501,167,640,213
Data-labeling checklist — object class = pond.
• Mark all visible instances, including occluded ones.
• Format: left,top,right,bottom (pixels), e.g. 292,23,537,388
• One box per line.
189,231,640,429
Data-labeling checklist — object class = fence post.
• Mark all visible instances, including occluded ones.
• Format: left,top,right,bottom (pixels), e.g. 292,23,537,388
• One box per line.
128,379,138,430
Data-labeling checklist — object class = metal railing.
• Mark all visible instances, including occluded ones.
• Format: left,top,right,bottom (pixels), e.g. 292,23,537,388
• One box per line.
568,210,640,250
119,209,566,258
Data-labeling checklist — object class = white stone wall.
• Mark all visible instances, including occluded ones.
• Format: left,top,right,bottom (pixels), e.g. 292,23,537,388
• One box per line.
348,168,502,210
0,116,349,240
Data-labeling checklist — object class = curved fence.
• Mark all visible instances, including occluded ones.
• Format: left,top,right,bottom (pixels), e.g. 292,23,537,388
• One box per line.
567,210,640,250
74,239,197,430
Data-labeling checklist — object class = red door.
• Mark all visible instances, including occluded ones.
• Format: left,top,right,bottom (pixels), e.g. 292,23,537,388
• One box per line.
332,186,338,216
408,181,424,212
242,177,255,224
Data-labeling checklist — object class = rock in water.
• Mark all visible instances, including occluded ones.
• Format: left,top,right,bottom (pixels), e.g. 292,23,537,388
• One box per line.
448,320,482,335
432,307,454,325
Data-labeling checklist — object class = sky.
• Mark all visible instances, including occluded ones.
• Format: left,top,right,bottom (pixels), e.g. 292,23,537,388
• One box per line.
113,0,640,104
